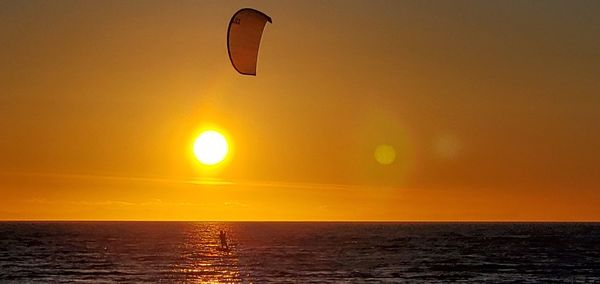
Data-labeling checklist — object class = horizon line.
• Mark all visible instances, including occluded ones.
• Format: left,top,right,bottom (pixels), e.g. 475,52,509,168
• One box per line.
1,219,599,223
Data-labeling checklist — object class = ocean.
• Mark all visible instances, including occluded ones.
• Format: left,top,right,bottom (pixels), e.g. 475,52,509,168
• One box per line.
1,222,599,283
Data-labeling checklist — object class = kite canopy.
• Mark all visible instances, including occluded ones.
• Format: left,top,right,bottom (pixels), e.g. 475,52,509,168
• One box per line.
227,8,272,76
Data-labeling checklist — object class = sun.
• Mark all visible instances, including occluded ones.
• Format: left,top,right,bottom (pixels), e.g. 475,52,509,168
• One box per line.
193,130,229,165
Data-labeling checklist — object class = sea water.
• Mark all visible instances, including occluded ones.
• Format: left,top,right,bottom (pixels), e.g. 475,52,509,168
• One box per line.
1,222,599,283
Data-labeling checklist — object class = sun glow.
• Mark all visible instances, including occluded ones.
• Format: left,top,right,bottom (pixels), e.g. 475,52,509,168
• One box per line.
193,130,229,165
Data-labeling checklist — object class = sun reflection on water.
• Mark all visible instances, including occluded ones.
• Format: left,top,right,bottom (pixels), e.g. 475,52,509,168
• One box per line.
170,223,241,283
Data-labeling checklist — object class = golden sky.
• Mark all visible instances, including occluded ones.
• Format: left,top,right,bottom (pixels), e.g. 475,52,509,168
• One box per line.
1,0,599,220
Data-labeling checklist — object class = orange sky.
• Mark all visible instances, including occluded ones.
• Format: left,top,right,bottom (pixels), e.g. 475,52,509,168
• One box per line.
1,0,599,221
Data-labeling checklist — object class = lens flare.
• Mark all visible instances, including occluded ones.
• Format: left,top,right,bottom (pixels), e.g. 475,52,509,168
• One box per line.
374,144,396,165
434,134,461,159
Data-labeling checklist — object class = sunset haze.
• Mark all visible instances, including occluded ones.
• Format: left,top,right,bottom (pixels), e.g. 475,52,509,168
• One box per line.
1,0,599,221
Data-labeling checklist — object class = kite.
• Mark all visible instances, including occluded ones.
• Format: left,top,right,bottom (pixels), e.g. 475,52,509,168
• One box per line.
227,8,272,75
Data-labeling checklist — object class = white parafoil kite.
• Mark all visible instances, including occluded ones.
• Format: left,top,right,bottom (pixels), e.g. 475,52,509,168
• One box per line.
227,8,272,76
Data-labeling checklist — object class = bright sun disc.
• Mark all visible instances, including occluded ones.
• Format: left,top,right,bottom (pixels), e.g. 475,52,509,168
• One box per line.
193,130,229,165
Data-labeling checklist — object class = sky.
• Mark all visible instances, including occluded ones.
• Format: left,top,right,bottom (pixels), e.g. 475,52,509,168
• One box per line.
1,0,599,221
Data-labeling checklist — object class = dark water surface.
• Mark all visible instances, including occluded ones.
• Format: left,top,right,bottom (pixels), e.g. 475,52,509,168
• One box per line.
1,222,599,283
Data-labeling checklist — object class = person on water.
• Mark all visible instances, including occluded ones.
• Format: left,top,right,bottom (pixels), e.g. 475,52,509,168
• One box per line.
219,230,229,250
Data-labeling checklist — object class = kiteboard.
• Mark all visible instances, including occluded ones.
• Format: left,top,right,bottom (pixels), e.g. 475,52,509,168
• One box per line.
217,247,231,253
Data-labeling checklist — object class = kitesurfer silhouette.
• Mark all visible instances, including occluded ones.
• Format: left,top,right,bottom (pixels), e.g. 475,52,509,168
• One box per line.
219,230,229,250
